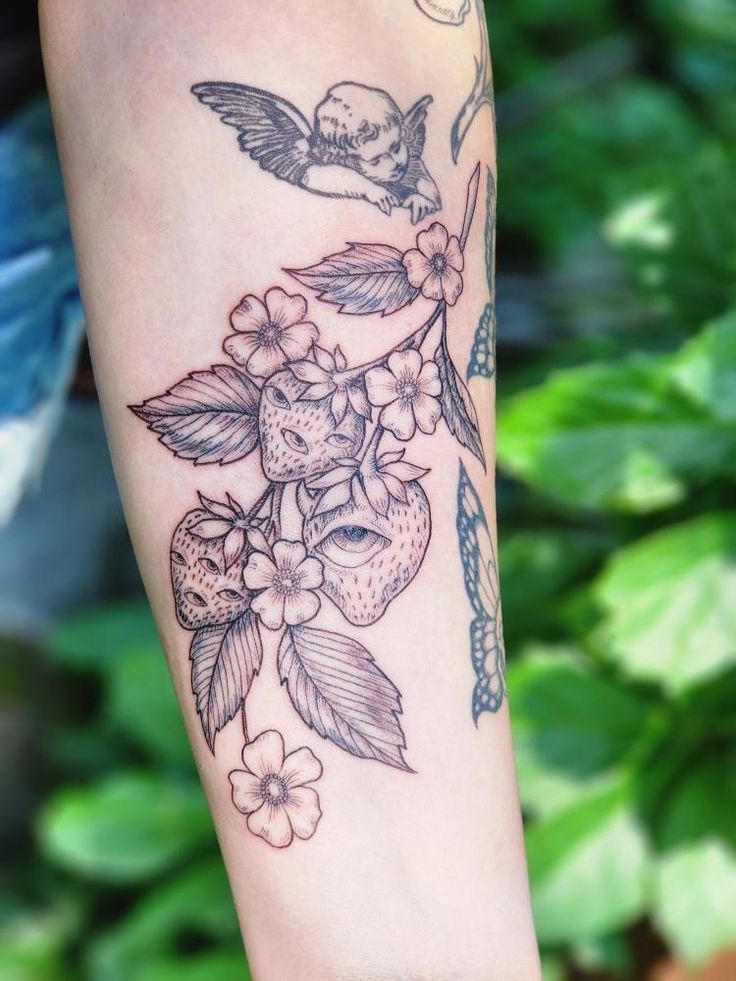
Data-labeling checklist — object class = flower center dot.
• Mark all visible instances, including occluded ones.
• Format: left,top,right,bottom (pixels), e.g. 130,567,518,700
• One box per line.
276,571,298,595
398,381,418,401
261,774,287,805
431,253,447,273
259,322,282,345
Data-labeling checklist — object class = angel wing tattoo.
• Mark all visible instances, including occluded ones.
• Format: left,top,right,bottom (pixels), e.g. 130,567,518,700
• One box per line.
456,461,506,720
191,80,442,224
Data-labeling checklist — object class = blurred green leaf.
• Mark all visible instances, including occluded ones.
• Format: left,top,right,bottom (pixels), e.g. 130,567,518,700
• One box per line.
498,353,736,512
508,647,651,817
49,601,158,670
669,312,736,421
106,643,192,768
0,891,81,981
595,513,736,691
652,752,736,964
499,79,702,257
129,951,249,981
500,529,612,643
527,779,652,944
607,147,736,327
87,858,238,981
38,773,213,883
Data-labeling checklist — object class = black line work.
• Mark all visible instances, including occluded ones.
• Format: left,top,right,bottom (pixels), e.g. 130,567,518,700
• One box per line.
468,166,496,380
456,461,506,720
130,154,487,844
192,80,442,224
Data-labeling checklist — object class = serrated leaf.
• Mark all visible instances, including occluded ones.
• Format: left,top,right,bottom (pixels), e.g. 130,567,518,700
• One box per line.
527,780,652,944
497,353,736,512
436,314,485,466
594,513,736,691
38,774,213,883
106,643,191,767
190,614,262,752
288,243,418,316
48,600,157,670
652,753,736,965
507,646,651,818
87,859,238,981
278,625,410,770
130,364,260,465
668,312,736,421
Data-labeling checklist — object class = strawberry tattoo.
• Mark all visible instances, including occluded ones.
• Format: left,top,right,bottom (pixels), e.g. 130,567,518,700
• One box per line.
129,165,491,845
258,368,365,482
170,494,253,629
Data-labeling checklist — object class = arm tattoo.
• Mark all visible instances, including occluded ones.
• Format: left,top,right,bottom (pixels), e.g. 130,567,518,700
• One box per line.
412,0,494,163
191,80,441,224
456,462,506,719
129,73,495,847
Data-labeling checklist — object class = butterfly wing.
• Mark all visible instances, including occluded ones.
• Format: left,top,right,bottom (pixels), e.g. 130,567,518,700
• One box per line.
191,82,313,185
456,462,506,721
403,94,433,157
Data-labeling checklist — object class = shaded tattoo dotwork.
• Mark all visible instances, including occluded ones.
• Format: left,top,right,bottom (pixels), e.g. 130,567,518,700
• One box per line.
467,166,496,380
456,461,506,720
192,80,441,224
412,0,493,162
129,167,485,846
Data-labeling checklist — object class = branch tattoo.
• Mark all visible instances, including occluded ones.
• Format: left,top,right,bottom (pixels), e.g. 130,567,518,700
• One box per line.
412,0,494,162
131,66,498,849
192,80,441,224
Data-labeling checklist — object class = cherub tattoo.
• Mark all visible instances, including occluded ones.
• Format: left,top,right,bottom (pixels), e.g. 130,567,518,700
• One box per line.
130,166,485,848
191,81,441,224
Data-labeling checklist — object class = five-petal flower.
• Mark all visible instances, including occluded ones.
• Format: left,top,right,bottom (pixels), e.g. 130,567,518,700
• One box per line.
229,729,323,848
244,539,324,629
402,222,464,305
224,288,319,378
365,349,442,441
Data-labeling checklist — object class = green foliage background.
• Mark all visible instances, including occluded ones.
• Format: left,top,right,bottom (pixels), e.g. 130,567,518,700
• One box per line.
2,1,735,978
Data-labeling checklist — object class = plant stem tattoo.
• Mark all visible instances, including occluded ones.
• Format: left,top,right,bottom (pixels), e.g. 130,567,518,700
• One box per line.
132,81,490,843
468,166,497,380
412,0,494,163
457,163,503,719
191,81,442,224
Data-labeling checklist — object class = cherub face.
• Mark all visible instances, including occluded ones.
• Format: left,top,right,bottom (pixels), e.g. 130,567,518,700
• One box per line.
354,125,409,183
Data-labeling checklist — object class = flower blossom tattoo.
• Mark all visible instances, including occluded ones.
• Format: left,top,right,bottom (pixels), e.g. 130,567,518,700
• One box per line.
130,164,487,847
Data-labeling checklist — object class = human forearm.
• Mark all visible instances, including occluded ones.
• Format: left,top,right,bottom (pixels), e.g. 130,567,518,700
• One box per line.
40,1,539,978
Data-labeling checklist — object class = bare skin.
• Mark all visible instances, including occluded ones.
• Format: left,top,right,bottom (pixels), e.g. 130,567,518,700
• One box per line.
40,2,540,978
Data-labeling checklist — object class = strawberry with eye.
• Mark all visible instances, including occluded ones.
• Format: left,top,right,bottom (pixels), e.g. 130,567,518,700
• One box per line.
170,493,253,629
258,368,366,482
302,438,431,625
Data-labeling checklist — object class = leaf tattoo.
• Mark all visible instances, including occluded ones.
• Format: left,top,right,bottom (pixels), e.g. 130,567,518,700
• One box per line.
456,462,505,720
190,613,263,752
288,244,420,316
436,311,486,467
130,364,260,465
129,154,492,844
468,167,497,380
278,625,411,771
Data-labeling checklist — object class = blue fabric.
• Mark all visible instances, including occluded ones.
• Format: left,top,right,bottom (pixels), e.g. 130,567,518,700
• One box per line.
0,96,85,524
0,96,84,420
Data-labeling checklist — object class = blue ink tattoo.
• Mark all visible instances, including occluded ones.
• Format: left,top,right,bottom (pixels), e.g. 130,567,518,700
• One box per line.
467,166,496,380
456,461,506,720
